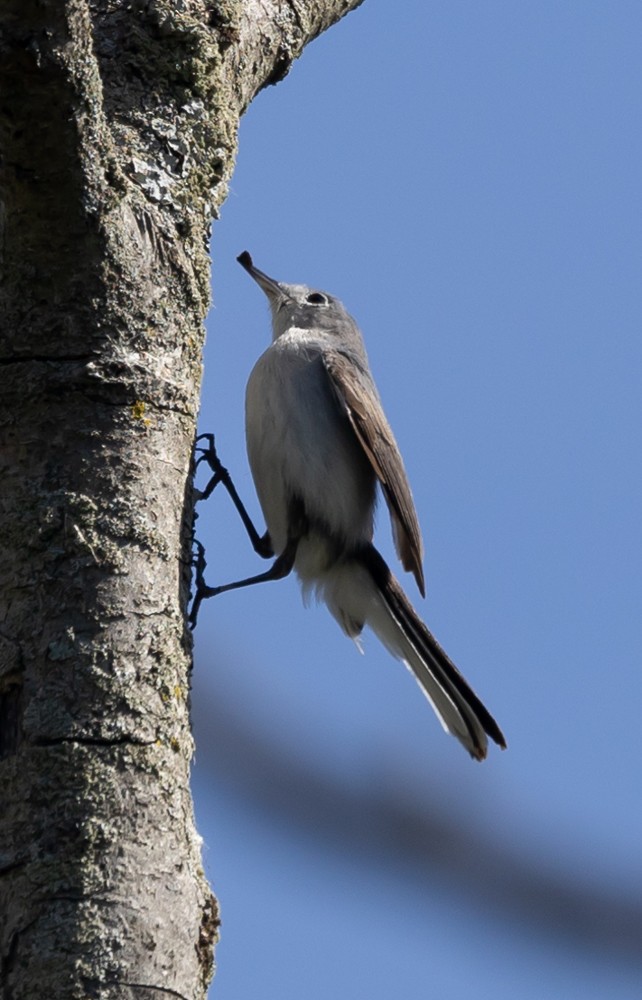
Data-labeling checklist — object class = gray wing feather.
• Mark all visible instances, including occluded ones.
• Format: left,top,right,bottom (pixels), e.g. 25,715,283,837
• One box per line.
322,350,425,596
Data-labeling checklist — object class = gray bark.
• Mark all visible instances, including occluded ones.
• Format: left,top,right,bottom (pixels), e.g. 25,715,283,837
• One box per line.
0,1,364,996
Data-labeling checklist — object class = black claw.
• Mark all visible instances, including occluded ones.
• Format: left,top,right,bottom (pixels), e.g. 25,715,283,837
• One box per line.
190,432,274,627
188,539,208,628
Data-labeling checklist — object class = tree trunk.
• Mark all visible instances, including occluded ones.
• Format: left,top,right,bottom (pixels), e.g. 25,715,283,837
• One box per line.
0,1,364,996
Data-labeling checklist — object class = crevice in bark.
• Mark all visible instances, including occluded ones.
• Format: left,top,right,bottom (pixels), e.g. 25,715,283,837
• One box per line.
118,983,190,1000
0,678,23,758
33,734,159,749
0,354,99,365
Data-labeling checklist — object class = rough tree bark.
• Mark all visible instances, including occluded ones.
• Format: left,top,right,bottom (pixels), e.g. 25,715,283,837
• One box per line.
0,1,364,996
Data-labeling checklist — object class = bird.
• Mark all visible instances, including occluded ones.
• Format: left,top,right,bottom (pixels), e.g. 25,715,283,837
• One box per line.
196,251,506,760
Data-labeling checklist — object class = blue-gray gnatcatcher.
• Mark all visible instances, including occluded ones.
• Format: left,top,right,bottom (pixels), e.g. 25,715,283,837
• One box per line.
194,251,506,761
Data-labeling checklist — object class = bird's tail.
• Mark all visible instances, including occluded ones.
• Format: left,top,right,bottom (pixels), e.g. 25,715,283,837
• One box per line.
314,544,506,761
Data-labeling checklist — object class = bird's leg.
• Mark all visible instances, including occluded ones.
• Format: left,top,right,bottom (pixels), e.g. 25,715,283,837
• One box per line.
189,534,299,629
190,439,306,628
193,433,273,557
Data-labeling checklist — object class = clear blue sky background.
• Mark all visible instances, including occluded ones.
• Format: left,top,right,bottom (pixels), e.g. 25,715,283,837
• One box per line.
192,3,642,997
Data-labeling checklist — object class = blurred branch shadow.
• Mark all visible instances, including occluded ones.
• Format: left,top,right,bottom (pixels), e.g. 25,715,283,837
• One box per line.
192,681,642,968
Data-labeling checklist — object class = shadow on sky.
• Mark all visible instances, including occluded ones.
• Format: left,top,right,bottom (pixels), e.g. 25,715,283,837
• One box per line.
192,682,642,969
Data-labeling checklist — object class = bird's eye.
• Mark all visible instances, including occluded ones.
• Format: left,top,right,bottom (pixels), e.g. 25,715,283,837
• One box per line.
306,292,327,305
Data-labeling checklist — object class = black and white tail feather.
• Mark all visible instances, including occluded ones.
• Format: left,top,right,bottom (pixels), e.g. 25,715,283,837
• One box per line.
312,545,505,761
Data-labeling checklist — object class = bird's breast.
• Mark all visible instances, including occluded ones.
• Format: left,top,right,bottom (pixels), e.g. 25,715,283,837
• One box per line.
245,334,376,558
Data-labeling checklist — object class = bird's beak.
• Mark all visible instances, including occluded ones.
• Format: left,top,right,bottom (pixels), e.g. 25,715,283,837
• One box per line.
237,251,288,305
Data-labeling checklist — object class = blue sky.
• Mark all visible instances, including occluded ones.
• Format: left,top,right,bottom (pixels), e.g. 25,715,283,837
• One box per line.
192,3,642,997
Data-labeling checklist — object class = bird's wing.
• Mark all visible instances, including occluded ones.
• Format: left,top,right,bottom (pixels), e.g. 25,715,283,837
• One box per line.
322,350,425,596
